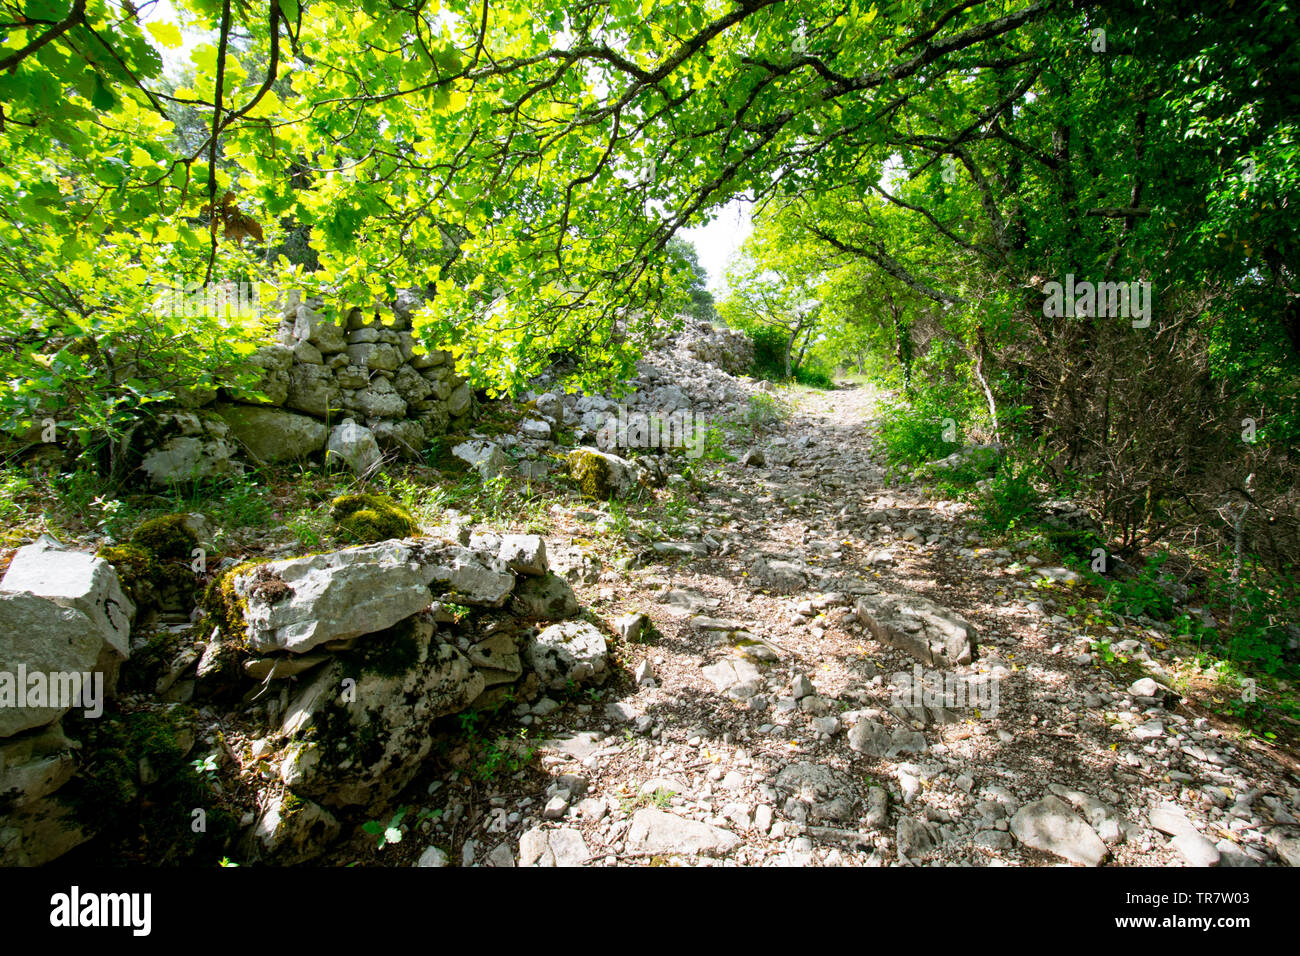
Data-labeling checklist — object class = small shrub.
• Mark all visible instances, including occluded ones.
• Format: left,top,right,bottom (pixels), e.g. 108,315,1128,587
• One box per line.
742,392,787,431
793,365,834,389
976,462,1042,536
1102,552,1177,620
745,325,790,380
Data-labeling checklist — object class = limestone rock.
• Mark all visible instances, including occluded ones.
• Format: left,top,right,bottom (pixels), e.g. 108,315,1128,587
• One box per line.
567,447,642,499
498,534,548,577
278,620,484,807
216,404,327,463
525,621,607,689
774,762,859,825
422,544,516,608
326,419,382,474
285,363,340,418
1,536,133,660
510,573,579,621
518,827,590,867
623,808,739,858
243,792,341,864
748,557,809,594
222,540,437,654
0,595,115,737
854,590,977,667
1011,796,1107,866
0,794,91,866
452,439,511,480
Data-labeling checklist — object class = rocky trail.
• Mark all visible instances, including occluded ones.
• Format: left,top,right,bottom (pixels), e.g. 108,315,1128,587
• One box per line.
5,321,1299,870
394,383,1300,869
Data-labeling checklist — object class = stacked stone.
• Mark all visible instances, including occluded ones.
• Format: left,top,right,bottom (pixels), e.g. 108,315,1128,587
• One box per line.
140,290,474,484
0,537,135,865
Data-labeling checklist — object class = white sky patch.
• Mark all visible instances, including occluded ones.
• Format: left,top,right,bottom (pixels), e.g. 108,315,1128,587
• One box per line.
679,197,753,295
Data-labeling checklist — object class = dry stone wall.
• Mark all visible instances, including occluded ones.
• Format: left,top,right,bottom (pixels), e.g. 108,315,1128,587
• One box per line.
140,290,474,484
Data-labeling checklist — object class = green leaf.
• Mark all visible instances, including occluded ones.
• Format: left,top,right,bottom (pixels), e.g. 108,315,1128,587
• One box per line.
146,22,184,49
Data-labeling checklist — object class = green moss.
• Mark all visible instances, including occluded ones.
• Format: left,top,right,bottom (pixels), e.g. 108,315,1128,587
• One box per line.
96,543,156,607
130,514,199,562
57,705,238,865
340,617,423,679
280,790,306,820
201,558,271,644
330,492,419,542
568,449,613,500
104,515,205,614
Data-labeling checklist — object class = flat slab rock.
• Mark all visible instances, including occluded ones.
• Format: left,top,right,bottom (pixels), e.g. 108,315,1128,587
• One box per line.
623,808,739,858
1010,796,1108,867
701,658,762,698
854,590,977,667
228,538,515,654
518,827,591,867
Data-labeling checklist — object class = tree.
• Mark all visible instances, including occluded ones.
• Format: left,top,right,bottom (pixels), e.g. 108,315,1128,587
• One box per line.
667,237,716,323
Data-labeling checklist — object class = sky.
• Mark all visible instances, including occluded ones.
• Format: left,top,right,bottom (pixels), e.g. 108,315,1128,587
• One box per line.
678,197,754,295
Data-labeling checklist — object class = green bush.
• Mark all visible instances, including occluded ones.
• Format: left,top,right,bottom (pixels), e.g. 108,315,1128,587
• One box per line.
876,383,970,468
741,392,787,431
746,325,790,380
975,461,1042,535
1192,564,1300,676
1102,552,1177,620
794,365,835,388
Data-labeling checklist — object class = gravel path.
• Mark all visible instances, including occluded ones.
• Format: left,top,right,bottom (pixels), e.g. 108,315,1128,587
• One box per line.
416,382,1300,868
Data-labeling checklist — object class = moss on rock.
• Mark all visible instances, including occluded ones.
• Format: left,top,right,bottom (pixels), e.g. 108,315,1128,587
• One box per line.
130,514,200,562
330,492,419,542
568,449,613,500
96,543,156,607
97,514,206,615
339,616,425,679
201,558,269,644
57,705,237,865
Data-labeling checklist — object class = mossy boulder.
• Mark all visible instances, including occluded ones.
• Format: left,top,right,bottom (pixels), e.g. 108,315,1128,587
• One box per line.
96,514,204,615
130,514,200,562
95,544,155,608
330,493,419,542
567,447,641,500
207,542,438,654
